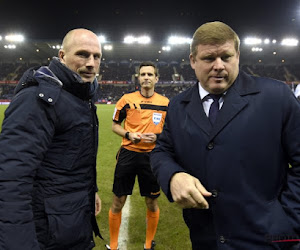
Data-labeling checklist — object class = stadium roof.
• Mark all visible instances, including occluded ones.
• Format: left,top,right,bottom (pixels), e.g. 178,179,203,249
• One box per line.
0,0,299,40
1,0,299,65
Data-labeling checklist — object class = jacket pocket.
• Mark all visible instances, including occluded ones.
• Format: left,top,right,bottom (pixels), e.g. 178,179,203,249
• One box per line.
44,190,91,248
265,199,297,236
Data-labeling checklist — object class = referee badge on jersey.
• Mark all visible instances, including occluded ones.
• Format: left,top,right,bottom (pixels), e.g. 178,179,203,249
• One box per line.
152,113,162,125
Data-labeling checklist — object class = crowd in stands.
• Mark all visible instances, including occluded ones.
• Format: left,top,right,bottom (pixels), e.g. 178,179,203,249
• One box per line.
0,61,299,102
0,62,40,82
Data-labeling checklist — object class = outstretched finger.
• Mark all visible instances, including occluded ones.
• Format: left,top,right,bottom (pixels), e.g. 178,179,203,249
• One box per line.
195,180,212,197
189,189,210,209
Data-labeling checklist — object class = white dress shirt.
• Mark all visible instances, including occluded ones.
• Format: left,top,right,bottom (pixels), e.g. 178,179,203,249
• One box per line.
198,82,225,117
294,84,300,98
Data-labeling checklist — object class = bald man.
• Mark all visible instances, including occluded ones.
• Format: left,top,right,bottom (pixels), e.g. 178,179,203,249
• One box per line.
0,29,102,249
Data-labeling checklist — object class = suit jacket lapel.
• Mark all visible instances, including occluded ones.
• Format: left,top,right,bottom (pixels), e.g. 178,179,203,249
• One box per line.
208,71,260,141
181,71,260,139
208,87,248,140
183,84,211,136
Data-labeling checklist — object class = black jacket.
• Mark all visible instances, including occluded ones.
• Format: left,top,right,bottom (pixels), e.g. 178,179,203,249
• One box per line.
0,58,100,250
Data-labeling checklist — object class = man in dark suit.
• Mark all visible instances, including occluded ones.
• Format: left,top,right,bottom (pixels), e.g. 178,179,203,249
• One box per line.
150,21,300,249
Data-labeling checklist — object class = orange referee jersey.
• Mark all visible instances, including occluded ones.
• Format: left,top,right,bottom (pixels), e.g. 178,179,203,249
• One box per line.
113,91,169,152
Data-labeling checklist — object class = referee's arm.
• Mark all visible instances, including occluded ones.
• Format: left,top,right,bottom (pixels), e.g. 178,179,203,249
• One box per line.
112,121,127,138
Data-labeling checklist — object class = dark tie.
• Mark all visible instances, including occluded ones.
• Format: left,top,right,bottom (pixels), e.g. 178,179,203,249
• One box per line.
208,94,222,125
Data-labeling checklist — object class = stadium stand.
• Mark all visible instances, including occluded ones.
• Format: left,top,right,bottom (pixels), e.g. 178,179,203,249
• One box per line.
1,61,299,101
0,39,299,102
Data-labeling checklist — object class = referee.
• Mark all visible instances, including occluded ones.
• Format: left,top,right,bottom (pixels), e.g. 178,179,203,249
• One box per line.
105,61,169,250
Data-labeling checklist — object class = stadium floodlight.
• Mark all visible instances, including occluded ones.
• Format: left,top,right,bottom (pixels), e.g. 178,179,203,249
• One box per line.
251,47,263,52
98,35,106,43
162,46,171,51
4,44,16,49
0,36,2,41
137,36,151,44
244,37,262,45
272,39,277,44
168,36,192,45
123,35,151,44
5,34,24,42
281,38,298,46
264,39,270,44
103,44,113,51
51,45,62,49
124,36,135,44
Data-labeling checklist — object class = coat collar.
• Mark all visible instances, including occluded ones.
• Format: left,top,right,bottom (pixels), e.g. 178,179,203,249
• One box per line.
48,57,98,101
181,71,260,139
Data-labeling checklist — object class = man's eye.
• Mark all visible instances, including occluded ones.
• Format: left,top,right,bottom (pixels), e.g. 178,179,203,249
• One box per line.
204,57,214,62
222,55,231,61
78,53,87,58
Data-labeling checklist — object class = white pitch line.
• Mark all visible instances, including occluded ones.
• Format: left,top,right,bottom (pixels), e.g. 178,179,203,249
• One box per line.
118,196,131,250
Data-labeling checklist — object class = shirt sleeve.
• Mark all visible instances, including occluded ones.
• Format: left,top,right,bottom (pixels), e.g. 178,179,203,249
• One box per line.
112,95,128,123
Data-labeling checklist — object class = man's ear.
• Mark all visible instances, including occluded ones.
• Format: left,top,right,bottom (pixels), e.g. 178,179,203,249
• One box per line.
58,49,65,62
190,54,196,69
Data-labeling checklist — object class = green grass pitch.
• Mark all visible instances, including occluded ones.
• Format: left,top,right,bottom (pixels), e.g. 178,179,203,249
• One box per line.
0,104,191,250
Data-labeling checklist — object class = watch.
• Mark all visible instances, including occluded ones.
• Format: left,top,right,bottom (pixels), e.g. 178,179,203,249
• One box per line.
125,131,130,140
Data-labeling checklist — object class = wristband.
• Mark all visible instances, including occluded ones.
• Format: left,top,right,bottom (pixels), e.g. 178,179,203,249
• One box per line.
125,131,130,140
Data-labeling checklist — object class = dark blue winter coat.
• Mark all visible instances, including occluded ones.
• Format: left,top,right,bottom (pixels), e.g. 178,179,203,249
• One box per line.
151,71,300,249
0,58,100,250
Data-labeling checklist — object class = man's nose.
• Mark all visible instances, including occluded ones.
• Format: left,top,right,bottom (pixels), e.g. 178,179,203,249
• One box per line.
86,55,95,67
213,58,225,70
